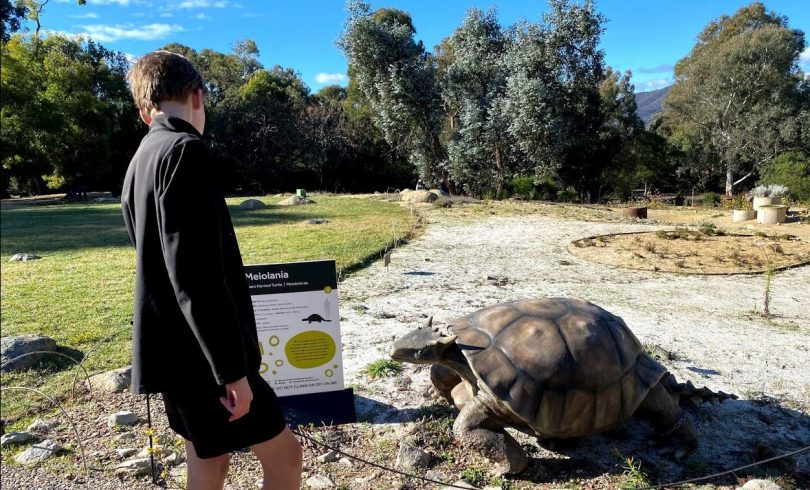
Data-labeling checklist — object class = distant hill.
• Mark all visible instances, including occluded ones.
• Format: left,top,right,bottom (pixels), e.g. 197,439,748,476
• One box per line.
634,85,671,125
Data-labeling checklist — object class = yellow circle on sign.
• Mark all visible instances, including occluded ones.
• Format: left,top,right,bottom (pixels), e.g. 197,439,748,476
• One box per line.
269,335,280,347
324,286,333,294
284,331,336,369
325,369,334,377
275,359,284,367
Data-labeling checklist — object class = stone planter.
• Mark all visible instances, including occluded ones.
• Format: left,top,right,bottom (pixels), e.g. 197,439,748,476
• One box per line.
757,205,787,225
753,196,781,211
621,206,647,219
732,209,756,222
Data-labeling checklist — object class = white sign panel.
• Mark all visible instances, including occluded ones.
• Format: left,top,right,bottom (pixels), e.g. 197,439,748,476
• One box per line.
245,260,344,397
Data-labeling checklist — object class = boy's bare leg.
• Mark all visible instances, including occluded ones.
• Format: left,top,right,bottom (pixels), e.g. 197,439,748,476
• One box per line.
185,439,230,490
251,426,303,490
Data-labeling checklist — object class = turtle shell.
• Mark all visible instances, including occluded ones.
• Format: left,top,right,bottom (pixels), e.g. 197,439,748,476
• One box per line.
449,298,666,437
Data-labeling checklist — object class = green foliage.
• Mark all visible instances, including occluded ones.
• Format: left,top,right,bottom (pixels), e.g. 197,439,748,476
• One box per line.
702,192,721,207
363,359,403,378
613,449,651,489
661,3,808,195
1,34,141,195
509,176,536,200
757,151,810,203
460,467,487,487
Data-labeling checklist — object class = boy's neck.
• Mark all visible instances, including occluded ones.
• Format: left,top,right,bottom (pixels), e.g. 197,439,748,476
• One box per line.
152,101,194,127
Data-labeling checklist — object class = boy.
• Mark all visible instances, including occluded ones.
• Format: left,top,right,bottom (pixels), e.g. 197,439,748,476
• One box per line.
121,51,302,490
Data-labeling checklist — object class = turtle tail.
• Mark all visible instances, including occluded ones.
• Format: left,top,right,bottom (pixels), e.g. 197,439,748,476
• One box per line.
662,373,738,407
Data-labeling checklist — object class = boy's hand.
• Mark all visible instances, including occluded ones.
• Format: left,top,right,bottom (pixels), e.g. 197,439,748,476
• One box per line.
220,376,253,422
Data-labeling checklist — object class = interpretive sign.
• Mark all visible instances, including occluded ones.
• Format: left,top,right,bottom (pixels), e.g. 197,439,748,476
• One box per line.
244,260,344,397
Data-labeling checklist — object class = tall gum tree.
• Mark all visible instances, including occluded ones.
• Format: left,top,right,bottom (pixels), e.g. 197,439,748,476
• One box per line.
662,2,808,196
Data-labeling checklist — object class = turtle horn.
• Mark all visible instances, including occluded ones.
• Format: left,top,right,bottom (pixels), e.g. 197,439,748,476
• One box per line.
423,316,433,329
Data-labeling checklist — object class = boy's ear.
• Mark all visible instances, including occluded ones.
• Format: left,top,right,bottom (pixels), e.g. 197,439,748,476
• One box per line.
139,110,152,126
191,88,203,110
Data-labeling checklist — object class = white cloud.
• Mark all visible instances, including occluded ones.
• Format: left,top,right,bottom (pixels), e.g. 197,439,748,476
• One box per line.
70,12,99,19
800,47,810,65
194,12,211,20
160,12,174,18
78,23,183,42
87,0,133,4
315,73,348,85
634,78,672,92
123,52,139,65
178,0,227,8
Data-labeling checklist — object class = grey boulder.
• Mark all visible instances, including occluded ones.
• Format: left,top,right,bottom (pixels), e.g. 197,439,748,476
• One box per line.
108,411,138,427
89,366,131,392
1,335,58,372
114,458,152,476
13,439,61,465
9,253,41,262
239,199,266,210
1,432,34,446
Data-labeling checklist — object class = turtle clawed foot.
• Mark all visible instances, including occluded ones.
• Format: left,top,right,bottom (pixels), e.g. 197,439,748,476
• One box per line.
657,445,689,460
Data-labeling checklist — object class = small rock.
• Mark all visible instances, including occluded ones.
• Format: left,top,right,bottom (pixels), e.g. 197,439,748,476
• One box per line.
136,446,172,459
256,479,264,489
114,432,137,443
165,451,185,466
443,480,479,490
239,199,266,210
279,195,313,206
396,442,432,470
425,469,450,483
26,419,58,433
89,366,132,392
1,335,58,372
89,450,105,459
305,474,335,489
1,432,34,446
739,480,784,490
108,411,138,427
9,253,41,262
338,457,353,467
114,458,152,477
13,439,61,465
305,219,328,225
116,448,137,458
353,471,379,485
316,449,339,463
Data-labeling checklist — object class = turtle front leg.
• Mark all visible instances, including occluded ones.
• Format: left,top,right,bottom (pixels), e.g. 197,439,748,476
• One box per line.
430,364,462,405
453,394,528,475
635,381,698,458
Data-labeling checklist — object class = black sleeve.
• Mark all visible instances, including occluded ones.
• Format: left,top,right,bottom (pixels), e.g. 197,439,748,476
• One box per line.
156,140,248,385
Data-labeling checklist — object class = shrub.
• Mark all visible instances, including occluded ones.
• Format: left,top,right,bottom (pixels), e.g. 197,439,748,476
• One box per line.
509,176,536,200
702,192,721,207
758,151,810,203
364,359,403,378
461,468,487,487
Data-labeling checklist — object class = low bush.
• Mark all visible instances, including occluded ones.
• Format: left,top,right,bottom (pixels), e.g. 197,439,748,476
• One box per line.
510,176,537,200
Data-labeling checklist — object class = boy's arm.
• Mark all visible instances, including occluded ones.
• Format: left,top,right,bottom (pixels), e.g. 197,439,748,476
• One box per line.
156,140,248,386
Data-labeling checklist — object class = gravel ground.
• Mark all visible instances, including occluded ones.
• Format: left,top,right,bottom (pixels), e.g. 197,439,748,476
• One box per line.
2,208,809,489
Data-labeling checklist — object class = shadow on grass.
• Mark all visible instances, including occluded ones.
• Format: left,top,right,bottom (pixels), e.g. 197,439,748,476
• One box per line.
0,202,334,254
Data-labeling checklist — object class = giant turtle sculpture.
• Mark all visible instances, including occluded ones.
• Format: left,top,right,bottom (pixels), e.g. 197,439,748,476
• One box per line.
390,298,736,474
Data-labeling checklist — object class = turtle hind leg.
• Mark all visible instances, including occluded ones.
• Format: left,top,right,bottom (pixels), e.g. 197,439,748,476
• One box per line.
453,395,528,475
635,382,698,458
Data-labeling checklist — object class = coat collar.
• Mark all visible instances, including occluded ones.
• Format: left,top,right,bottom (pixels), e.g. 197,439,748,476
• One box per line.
149,114,202,138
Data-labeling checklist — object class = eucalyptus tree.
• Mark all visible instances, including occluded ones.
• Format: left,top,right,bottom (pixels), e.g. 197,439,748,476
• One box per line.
662,2,808,196
442,8,514,196
338,0,446,182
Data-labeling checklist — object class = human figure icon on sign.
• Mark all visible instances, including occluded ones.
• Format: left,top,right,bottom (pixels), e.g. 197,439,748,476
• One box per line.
323,296,331,317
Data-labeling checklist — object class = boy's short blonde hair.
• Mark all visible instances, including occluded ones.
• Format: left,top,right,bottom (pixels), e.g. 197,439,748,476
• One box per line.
127,50,207,114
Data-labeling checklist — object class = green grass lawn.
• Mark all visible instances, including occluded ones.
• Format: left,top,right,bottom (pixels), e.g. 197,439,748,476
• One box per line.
0,195,414,422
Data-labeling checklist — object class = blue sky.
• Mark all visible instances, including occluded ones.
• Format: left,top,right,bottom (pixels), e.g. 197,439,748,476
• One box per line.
46,0,810,93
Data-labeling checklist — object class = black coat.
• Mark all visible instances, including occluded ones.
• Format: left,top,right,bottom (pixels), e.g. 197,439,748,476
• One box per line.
121,115,260,394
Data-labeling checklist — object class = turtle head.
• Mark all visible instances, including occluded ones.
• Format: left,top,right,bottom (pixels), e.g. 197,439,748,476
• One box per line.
390,316,457,364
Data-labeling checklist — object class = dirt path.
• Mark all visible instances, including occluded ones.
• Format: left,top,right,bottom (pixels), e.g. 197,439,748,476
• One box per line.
339,211,810,484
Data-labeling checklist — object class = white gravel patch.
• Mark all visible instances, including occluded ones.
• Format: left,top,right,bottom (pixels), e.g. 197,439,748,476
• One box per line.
339,214,810,480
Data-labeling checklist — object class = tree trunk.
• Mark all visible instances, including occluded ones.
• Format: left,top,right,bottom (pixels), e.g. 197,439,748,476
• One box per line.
725,166,734,197
494,147,504,198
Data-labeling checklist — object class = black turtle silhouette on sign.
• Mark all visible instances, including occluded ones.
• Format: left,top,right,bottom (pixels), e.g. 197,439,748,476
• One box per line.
302,314,331,323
